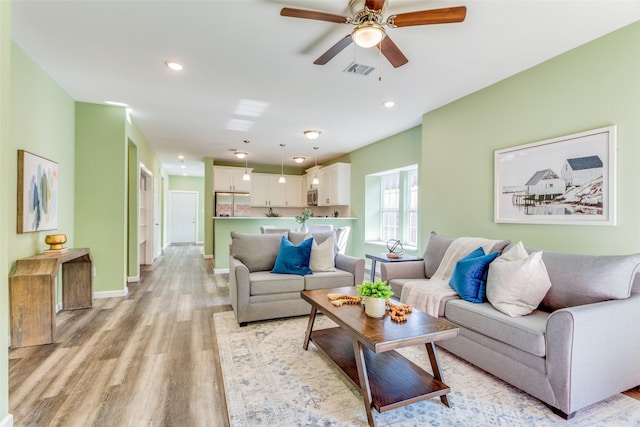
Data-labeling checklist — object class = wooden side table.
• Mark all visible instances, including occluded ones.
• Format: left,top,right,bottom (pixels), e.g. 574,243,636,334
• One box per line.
366,253,423,282
9,248,93,347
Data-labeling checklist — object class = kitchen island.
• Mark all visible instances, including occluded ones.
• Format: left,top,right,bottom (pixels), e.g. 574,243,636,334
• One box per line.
213,216,356,273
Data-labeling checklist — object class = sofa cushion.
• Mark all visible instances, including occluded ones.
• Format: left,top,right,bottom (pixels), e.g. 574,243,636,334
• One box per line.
249,271,305,296
423,232,455,278
271,236,313,275
309,234,336,272
449,247,500,303
445,299,549,357
540,251,640,310
230,232,281,272
304,270,354,290
487,241,552,317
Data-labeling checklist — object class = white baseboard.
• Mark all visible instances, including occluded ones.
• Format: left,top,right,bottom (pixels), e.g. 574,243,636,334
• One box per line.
127,275,140,283
93,288,128,299
214,268,229,275
0,414,13,427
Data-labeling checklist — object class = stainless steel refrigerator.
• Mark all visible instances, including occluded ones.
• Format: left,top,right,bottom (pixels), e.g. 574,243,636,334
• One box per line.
215,192,252,217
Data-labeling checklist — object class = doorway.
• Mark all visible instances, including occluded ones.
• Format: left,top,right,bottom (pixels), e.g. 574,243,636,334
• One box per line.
139,165,155,265
170,191,198,243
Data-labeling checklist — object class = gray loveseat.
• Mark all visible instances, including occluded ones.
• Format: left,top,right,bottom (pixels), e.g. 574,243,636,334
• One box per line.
229,231,365,326
381,232,640,419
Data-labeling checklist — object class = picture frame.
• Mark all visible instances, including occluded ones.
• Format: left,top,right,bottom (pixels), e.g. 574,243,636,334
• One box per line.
17,150,59,233
494,125,616,225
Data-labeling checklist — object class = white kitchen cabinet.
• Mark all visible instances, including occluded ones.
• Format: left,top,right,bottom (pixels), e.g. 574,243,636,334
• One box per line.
251,174,287,207
285,175,304,207
318,163,351,206
305,166,320,191
214,166,252,193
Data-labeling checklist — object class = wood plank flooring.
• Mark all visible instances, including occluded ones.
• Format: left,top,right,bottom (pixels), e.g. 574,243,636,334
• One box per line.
8,243,640,426
9,244,232,426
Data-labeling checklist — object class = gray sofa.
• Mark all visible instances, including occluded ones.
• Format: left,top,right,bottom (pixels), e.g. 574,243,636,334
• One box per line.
381,232,640,419
229,231,365,326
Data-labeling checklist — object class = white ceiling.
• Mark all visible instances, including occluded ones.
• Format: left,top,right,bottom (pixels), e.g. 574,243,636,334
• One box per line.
11,0,640,176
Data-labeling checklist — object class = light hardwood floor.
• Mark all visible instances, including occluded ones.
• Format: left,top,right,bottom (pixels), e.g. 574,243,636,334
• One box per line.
9,244,640,426
9,244,232,426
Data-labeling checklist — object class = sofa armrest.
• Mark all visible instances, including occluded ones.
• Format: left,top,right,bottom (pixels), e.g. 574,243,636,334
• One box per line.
335,253,365,286
229,256,251,322
546,293,640,414
380,260,427,283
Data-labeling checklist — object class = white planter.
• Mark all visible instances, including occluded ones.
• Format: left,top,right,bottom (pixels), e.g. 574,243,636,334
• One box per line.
364,296,386,318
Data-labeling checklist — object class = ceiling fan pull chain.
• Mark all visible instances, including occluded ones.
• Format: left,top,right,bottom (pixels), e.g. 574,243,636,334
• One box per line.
378,43,383,82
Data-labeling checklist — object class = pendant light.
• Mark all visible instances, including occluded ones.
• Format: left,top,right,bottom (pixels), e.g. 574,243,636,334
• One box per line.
242,157,250,181
279,144,286,184
312,146,319,185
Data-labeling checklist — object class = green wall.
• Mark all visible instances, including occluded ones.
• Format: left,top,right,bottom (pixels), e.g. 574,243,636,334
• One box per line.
339,126,422,258
9,44,76,258
0,1,10,422
421,21,640,255
168,175,205,243
75,103,128,293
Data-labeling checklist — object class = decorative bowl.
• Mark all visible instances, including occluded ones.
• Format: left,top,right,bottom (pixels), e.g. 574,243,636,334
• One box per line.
45,234,67,250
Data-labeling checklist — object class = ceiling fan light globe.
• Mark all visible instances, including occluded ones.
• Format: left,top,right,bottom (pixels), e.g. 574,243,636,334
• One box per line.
352,25,384,48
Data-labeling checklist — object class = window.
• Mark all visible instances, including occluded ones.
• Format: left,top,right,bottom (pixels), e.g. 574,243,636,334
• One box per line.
372,165,418,248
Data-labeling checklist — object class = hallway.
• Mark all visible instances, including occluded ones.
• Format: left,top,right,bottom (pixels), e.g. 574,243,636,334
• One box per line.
9,244,232,426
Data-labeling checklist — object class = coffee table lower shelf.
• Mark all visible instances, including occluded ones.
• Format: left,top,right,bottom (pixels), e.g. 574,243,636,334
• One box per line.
310,326,450,412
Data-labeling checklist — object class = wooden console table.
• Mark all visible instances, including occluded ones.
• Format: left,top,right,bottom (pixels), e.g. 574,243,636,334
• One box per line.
9,248,93,348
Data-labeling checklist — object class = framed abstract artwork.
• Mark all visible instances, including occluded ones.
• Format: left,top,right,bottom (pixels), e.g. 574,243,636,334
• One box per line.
17,150,59,233
494,126,616,225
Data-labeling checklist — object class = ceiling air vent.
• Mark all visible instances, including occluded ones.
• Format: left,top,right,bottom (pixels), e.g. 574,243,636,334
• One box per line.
343,62,375,76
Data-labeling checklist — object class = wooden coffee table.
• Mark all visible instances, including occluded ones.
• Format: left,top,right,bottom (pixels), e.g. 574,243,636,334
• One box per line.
301,287,459,427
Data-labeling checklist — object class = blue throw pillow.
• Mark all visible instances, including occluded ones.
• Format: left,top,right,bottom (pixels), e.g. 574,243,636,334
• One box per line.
449,247,500,303
271,236,313,275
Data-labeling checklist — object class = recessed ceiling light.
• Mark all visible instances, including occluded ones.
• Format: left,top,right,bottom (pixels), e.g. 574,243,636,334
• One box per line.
165,60,183,71
181,165,186,169
178,155,184,159
293,156,305,163
304,130,321,140
383,100,395,108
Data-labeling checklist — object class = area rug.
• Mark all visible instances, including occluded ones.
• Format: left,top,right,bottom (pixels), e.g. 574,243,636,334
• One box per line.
214,311,640,426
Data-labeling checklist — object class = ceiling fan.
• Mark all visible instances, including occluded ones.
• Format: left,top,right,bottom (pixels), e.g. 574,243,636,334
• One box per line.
281,0,466,68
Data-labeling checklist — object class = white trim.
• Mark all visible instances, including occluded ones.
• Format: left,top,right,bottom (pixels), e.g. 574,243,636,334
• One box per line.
0,414,14,427
93,288,128,299
127,275,140,283
203,254,213,259
214,268,229,275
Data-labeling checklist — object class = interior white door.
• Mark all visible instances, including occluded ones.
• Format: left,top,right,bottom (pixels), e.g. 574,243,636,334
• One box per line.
170,191,197,243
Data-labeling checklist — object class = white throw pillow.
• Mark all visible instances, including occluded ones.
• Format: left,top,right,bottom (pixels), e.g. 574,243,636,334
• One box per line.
486,241,552,317
309,234,335,272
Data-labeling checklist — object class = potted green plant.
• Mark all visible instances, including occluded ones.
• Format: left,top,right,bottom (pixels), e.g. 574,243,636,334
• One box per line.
295,208,313,233
357,280,394,318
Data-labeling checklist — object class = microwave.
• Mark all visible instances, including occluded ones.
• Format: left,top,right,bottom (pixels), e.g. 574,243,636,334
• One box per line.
307,189,318,206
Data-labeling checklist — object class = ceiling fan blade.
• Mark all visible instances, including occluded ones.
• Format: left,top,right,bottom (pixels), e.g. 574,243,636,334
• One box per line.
280,7,349,24
365,0,386,11
379,35,408,68
390,6,467,27
314,35,353,65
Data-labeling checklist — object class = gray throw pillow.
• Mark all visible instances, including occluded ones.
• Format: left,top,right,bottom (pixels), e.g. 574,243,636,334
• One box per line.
423,232,455,278
230,232,282,272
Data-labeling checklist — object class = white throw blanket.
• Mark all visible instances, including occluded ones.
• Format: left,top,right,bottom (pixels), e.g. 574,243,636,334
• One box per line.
401,237,501,317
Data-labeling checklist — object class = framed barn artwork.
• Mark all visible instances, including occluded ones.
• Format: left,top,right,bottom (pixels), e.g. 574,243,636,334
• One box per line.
17,150,59,233
494,126,616,225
